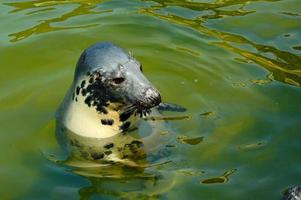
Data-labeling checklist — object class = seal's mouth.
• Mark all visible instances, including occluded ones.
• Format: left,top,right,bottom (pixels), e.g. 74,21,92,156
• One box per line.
122,86,161,118
120,94,161,119
135,106,152,117
126,102,159,118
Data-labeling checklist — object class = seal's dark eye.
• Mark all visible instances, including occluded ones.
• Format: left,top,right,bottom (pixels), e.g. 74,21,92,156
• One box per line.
112,77,125,84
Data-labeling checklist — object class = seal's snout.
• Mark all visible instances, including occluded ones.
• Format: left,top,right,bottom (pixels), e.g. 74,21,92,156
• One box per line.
140,87,161,108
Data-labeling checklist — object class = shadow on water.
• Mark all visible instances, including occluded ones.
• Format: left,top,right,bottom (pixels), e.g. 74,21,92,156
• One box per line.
139,0,301,88
4,0,110,42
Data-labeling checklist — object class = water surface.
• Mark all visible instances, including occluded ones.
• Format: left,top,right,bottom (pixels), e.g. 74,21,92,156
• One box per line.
1,0,301,199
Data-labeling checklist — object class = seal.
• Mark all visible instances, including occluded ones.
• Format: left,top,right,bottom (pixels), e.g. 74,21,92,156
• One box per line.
282,186,301,200
56,42,179,166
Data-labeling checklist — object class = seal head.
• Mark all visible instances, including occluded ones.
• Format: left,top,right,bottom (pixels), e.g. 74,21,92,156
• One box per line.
75,42,161,109
56,42,161,138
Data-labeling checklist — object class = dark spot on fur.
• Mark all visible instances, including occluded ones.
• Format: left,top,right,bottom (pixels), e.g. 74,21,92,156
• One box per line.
81,88,87,96
101,119,114,125
86,71,91,76
90,152,104,160
81,80,86,88
86,83,96,93
96,105,108,114
104,150,112,155
121,155,129,159
104,143,114,149
75,97,78,102
81,70,114,114
85,96,92,107
72,92,75,100
76,86,80,95
120,121,131,132
119,110,134,122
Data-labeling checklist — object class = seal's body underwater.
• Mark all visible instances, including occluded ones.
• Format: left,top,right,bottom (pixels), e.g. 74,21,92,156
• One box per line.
56,42,174,165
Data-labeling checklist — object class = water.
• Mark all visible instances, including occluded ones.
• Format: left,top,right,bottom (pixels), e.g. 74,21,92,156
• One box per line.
1,0,301,199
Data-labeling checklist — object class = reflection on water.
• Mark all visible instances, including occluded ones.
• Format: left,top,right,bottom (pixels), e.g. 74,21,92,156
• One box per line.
139,0,301,88
78,174,173,200
75,167,175,200
142,0,280,11
5,0,301,87
201,169,237,184
5,0,109,42
46,152,178,199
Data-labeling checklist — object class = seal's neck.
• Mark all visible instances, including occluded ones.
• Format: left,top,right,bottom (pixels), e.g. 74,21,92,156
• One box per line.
57,79,137,139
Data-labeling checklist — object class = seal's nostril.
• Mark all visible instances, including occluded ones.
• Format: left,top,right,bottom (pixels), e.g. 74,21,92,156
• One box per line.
149,92,161,107
154,93,161,106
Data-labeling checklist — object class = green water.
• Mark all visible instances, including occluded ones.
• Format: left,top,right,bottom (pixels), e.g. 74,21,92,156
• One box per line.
1,0,301,199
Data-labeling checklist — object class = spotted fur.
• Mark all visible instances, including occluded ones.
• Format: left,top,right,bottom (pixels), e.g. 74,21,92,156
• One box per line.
56,42,164,164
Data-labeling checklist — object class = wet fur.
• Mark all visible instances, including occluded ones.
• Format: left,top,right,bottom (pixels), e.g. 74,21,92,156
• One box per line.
56,42,168,166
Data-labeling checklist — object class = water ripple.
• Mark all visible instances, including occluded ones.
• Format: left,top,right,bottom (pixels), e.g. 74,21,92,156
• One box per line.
4,0,111,42
138,0,301,87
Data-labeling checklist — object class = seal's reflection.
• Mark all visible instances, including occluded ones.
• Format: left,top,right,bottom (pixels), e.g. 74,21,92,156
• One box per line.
51,141,175,200
76,164,175,199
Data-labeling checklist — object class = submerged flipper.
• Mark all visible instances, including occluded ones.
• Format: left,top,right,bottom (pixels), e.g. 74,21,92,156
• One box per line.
157,102,187,112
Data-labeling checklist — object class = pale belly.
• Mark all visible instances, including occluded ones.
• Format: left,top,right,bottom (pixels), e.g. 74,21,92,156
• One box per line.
55,112,175,167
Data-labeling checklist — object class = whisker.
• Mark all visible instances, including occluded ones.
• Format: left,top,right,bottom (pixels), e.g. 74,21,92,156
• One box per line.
123,103,152,119
125,104,136,110
119,104,137,121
